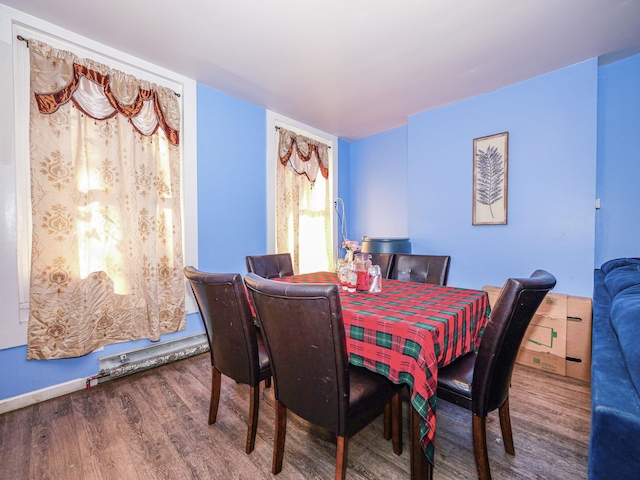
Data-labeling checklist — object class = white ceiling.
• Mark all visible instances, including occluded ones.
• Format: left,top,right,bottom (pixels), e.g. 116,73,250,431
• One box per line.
5,0,640,141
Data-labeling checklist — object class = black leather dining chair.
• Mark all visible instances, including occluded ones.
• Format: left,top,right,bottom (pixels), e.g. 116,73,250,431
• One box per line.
183,267,272,454
244,273,403,479
437,270,557,480
368,253,395,279
391,253,451,286
246,253,294,279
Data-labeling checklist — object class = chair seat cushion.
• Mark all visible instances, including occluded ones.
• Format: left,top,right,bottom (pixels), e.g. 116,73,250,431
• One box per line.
437,352,475,409
256,331,271,380
348,365,402,421
610,286,640,395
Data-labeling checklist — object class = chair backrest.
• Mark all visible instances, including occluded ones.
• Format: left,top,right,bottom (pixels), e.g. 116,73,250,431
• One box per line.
368,253,394,279
472,270,556,416
392,254,451,285
244,273,350,435
246,253,294,279
184,267,261,386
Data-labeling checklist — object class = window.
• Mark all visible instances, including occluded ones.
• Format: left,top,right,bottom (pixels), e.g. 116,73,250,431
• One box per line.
1,18,198,351
266,111,338,274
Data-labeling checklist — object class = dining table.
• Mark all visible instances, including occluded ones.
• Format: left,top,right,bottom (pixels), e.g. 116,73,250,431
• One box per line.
277,271,490,480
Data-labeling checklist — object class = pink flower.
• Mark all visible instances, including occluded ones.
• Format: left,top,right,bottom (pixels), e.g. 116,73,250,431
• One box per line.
342,239,360,251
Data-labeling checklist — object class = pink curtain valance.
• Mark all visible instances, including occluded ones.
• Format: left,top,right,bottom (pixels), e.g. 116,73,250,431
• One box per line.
278,127,329,182
29,39,180,145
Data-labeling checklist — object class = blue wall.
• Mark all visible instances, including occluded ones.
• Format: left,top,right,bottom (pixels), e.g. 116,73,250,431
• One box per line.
595,54,640,267
349,126,409,242
196,84,267,273
409,60,598,295
350,60,599,296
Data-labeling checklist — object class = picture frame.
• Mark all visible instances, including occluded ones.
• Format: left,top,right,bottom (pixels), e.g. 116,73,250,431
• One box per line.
472,132,509,225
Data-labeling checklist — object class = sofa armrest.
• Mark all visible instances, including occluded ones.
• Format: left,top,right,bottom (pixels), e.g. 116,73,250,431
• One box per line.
588,269,640,480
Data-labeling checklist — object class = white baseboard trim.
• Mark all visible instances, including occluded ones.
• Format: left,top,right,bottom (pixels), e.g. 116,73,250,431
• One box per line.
0,378,87,414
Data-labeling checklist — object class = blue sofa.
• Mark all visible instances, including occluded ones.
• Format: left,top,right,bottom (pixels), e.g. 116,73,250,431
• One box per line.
589,258,640,480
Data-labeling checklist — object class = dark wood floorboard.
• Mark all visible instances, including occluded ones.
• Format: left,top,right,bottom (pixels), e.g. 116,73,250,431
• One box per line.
0,401,32,480
72,388,140,479
28,396,84,480
0,353,590,479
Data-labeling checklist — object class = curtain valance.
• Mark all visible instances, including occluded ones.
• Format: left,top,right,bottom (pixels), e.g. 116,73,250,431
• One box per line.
278,127,329,182
29,39,180,145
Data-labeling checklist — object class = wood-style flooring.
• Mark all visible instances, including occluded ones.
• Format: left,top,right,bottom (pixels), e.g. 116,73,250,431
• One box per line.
0,353,590,479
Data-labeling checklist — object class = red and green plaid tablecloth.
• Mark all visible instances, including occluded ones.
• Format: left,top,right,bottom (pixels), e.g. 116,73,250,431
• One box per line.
279,271,490,465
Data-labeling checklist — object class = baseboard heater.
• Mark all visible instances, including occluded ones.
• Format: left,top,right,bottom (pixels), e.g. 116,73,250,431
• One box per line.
93,332,209,385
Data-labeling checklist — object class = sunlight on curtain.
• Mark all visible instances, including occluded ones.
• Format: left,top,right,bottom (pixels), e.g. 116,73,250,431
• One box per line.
276,128,332,274
26,39,185,359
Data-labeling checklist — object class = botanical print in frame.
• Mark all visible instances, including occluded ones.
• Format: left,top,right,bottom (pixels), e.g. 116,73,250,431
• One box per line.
472,132,509,225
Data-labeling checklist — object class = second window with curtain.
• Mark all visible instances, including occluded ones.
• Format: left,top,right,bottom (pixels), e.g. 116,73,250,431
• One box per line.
276,127,333,274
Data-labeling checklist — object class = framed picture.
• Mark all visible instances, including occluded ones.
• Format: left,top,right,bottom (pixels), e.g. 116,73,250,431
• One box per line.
472,132,509,225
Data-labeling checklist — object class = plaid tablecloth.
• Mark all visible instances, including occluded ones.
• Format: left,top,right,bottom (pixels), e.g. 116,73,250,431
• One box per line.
279,271,490,465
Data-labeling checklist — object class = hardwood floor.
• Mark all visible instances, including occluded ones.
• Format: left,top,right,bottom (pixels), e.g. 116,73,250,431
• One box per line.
0,353,590,479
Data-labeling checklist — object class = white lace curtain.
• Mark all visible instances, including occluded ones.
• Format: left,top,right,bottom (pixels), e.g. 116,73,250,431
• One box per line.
276,128,332,274
26,39,185,359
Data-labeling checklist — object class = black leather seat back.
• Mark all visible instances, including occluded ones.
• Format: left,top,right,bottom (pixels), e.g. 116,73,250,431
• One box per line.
368,253,394,279
472,270,557,415
392,254,451,285
246,253,294,279
184,267,261,386
244,273,349,434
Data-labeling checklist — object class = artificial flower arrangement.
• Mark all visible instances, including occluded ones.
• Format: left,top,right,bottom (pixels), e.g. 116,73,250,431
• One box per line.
342,239,360,262
342,239,360,252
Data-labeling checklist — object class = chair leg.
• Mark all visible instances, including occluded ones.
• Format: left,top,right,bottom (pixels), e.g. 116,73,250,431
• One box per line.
383,392,403,454
498,397,515,455
335,435,349,480
272,400,287,475
383,400,392,440
209,367,222,425
391,391,403,455
472,413,492,480
246,385,260,454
